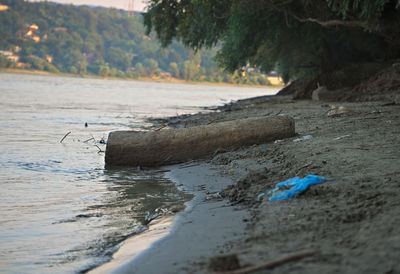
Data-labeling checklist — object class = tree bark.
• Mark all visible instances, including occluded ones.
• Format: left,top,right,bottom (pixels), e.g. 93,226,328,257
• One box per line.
105,116,295,167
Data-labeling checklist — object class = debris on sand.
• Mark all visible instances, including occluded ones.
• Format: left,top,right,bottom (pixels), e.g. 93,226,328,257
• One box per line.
293,135,313,142
327,105,358,117
257,175,332,201
211,250,316,274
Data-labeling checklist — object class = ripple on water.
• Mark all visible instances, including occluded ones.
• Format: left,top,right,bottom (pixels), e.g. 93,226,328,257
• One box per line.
0,73,277,273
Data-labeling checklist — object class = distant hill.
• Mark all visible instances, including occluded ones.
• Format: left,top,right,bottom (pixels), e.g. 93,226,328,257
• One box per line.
0,0,275,85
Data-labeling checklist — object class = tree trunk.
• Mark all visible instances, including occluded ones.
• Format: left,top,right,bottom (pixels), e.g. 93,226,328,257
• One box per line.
105,116,295,167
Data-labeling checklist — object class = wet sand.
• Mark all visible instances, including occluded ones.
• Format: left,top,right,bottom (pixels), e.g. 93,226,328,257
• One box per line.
91,162,253,273
90,216,174,273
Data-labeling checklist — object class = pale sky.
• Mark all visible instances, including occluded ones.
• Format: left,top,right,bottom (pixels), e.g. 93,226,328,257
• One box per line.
28,0,148,12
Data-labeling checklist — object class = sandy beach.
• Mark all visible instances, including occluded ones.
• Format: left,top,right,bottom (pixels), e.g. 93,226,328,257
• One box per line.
94,78,400,273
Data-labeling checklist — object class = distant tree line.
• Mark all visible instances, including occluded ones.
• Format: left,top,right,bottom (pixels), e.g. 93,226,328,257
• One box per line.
0,0,273,85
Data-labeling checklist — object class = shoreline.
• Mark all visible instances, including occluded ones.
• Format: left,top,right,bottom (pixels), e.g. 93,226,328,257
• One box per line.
89,215,175,274
0,68,284,89
90,161,255,273
95,90,399,273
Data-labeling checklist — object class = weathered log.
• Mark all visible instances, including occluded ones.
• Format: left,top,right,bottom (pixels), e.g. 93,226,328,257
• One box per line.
105,116,295,167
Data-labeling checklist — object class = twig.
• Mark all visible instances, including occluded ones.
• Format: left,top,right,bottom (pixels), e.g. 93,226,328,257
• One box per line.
153,169,171,173
179,164,200,169
215,250,316,274
94,145,104,153
178,160,198,168
382,102,398,106
60,131,71,143
206,119,218,125
343,147,369,150
297,163,313,171
212,148,228,157
131,215,147,218
83,137,95,143
154,123,168,131
372,105,381,113
275,109,283,115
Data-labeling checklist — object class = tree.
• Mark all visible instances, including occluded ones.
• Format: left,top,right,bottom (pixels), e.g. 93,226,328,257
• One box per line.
169,62,179,77
144,0,400,81
0,0,280,85
77,60,87,74
134,62,146,76
0,56,12,68
97,60,110,76
143,58,160,76
106,47,131,70
29,57,45,70
69,66,78,74
182,60,200,81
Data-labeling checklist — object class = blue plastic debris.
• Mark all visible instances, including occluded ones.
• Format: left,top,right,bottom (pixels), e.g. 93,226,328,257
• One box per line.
257,193,265,200
257,175,332,201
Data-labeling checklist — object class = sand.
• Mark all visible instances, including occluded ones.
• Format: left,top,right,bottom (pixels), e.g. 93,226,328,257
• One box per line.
95,90,400,273
215,98,400,274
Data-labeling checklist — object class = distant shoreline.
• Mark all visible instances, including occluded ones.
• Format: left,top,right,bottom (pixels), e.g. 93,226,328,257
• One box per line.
0,68,285,89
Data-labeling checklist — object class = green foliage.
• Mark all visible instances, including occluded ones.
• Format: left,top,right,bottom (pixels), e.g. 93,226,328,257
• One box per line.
0,56,12,68
145,0,400,81
143,58,160,76
98,61,110,77
144,0,230,49
69,66,78,74
169,62,179,77
327,0,395,19
25,55,58,72
182,60,197,80
0,0,274,85
134,62,146,76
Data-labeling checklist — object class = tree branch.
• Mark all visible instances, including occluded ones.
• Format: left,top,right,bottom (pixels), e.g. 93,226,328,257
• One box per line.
291,14,366,29
292,14,400,45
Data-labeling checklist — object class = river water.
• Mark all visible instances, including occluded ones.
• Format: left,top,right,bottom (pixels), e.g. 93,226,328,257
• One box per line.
0,73,278,273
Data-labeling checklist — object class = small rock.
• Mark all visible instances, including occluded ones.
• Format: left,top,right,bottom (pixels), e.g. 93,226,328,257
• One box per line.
312,86,329,101
209,254,240,272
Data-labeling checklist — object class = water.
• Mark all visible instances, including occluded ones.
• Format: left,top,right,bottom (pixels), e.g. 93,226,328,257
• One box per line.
0,73,278,273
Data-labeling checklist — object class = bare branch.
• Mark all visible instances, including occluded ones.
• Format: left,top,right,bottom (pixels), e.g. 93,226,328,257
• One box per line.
215,250,316,274
291,14,366,29
60,131,71,143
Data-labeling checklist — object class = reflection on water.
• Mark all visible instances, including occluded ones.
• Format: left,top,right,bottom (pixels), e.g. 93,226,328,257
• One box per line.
1,166,192,273
0,73,277,273
63,168,193,273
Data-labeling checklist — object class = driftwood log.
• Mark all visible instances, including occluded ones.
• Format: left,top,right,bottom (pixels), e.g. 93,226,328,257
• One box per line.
105,116,295,167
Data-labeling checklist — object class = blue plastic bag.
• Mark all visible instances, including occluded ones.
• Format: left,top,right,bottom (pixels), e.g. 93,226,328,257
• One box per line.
257,175,332,201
